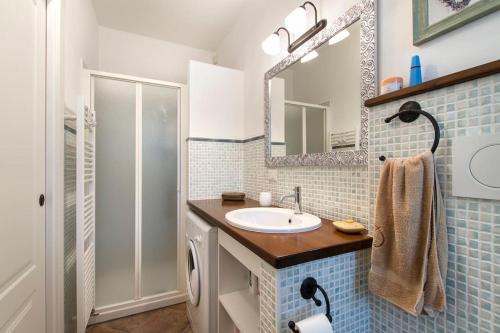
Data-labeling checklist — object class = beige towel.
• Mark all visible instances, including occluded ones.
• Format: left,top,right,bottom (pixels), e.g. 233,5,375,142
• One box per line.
369,151,447,316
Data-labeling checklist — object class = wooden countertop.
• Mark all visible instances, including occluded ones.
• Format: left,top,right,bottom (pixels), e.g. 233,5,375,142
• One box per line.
187,199,372,269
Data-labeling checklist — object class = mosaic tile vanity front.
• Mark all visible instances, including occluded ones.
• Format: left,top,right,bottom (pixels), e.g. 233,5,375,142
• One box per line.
187,73,499,332
276,251,371,333
258,251,372,333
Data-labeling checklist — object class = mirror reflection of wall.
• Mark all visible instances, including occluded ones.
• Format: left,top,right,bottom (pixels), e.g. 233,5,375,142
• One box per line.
270,20,361,157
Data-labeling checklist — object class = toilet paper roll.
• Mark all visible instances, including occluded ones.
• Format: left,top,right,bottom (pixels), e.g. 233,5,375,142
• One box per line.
295,314,333,333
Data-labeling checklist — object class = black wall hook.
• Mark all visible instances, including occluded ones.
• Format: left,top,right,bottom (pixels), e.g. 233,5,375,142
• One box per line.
379,101,441,161
288,277,332,332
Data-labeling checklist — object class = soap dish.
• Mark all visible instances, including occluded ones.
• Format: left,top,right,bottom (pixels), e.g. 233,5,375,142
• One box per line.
333,219,366,234
221,192,246,201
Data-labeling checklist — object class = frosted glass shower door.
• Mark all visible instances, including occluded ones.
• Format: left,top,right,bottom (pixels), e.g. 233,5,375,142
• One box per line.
141,84,179,296
285,104,303,155
305,107,326,154
90,71,184,322
94,77,136,307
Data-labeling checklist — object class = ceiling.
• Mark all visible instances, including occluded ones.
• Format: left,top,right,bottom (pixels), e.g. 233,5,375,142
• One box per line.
92,0,250,51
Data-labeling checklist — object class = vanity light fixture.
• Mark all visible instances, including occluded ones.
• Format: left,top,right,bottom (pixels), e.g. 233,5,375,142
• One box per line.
329,29,350,45
300,50,318,63
285,7,308,34
261,1,327,55
261,27,290,56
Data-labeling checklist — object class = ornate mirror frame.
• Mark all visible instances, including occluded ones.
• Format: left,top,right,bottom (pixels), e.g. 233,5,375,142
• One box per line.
264,0,376,167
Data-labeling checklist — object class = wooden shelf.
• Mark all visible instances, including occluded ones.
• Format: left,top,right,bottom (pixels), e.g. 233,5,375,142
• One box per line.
219,290,259,333
365,60,500,107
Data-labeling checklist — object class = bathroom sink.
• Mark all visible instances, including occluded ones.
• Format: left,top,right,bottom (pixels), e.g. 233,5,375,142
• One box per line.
225,207,322,233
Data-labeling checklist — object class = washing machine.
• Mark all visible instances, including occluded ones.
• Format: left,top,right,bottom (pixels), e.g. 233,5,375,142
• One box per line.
186,211,218,333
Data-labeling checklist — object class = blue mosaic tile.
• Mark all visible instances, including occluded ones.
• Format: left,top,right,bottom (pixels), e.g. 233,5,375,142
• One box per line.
369,74,500,333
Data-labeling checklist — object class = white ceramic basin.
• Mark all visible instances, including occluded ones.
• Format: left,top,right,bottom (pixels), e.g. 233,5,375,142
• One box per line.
225,207,322,234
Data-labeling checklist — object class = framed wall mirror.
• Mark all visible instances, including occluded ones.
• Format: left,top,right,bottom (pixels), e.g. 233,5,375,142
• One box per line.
265,0,376,166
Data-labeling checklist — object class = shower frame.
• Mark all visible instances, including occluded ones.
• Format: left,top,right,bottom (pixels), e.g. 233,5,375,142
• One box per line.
82,70,188,324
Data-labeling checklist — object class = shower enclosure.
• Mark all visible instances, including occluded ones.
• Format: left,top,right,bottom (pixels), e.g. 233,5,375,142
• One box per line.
79,71,187,325
284,101,327,155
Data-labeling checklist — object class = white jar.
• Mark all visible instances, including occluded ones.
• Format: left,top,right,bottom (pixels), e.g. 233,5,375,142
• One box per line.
259,192,272,207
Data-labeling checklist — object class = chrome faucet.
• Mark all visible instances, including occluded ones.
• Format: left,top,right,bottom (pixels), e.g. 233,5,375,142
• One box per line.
280,186,302,214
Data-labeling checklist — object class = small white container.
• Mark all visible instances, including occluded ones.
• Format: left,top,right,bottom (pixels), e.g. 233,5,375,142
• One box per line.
259,192,272,207
380,76,403,94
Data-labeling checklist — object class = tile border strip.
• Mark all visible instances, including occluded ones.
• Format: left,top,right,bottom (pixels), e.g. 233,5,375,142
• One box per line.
186,135,264,143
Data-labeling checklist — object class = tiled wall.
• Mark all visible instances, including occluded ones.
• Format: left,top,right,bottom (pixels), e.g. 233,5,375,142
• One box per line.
260,262,279,333
188,138,369,228
188,140,244,199
244,138,369,227
369,74,500,333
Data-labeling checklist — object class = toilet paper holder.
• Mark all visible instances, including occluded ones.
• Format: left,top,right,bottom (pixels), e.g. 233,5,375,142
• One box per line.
288,277,332,332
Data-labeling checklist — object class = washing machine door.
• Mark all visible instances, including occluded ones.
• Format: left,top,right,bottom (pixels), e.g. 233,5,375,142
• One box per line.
186,240,200,306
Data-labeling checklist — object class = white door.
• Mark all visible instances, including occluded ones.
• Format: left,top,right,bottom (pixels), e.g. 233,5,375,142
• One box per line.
0,0,46,332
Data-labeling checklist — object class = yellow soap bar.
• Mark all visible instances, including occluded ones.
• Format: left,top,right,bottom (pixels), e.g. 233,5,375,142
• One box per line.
333,219,366,234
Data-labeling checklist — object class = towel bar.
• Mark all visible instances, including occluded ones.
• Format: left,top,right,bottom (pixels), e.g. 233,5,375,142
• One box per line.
288,277,332,332
379,101,440,161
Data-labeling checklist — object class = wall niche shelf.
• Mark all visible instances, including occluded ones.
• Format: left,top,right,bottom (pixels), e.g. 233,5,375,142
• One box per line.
219,290,259,333
218,230,261,333
365,60,500,107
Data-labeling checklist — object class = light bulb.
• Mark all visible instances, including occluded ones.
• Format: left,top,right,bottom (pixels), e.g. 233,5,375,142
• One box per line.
300,50,318,63
261,33,281,55
329,29,350,45
285,7,307,35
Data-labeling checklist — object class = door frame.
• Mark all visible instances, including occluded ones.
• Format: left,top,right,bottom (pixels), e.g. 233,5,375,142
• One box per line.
46,0,65,332
85,70,188,324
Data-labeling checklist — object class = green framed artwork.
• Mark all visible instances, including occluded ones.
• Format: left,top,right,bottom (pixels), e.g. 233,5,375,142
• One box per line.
413,0,500,45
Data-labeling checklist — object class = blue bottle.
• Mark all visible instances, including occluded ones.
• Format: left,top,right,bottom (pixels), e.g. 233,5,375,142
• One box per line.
410,55,422,86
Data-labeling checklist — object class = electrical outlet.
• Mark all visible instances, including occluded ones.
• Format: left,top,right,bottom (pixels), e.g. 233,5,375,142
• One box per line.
268,169,278,182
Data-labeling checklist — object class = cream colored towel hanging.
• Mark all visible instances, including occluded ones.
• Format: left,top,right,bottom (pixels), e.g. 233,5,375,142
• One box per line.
369,151,447,316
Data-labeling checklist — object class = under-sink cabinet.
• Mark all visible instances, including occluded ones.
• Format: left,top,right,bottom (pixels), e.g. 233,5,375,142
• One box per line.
218,230,262,333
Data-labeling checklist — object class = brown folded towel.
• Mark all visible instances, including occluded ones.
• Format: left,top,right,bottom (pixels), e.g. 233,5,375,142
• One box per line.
369,151,447,316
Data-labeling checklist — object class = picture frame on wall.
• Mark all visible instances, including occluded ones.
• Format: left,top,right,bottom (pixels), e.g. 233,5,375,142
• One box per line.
413,0,500,45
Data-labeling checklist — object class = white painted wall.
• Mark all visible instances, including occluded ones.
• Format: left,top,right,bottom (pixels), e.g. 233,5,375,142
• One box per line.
188,61,245,140
216,0,500,138
64,0,99,113
374,1,500,84
216,0,299,139
99,27,215,84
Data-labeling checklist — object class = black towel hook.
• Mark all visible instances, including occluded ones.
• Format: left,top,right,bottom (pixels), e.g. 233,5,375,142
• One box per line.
379,101,440,161
288,277,332,333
